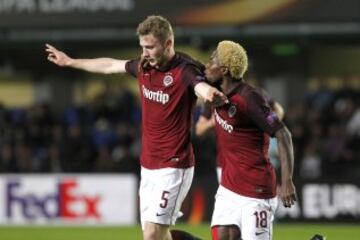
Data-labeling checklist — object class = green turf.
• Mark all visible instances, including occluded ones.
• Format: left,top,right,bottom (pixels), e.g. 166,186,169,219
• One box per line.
273,223,360,240
0,223,359,240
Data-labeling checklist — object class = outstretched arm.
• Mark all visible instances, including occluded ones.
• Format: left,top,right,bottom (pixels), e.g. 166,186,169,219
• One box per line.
45,44,128,74
194,82,228,107
275,126,297,208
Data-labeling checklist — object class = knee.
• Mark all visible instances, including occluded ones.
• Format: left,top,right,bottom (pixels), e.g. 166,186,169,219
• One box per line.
143,222,170,240
143,228,157,240
212,226,228,240
217,228,231,240
212,225,241,240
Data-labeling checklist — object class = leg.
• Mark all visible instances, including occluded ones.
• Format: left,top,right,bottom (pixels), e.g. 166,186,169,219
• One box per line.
140,167,194,240
212,225,241,240
241,198,277,240
310,234,325,240
143,221,172,240
171,229,202,240
211,187,242,240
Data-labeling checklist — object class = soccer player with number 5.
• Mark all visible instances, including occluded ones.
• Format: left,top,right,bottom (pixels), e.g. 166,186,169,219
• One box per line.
46,15,227,240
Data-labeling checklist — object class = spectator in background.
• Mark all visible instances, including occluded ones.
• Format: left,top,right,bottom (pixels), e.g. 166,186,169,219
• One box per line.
300,142,322,180
46,15,226,240
305,76,333,113
0,144,15,172
60,124,93,172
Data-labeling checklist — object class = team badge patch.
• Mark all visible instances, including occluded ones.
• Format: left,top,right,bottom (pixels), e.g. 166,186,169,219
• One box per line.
163,75,173,87
266,112,278,125
228,104,237,118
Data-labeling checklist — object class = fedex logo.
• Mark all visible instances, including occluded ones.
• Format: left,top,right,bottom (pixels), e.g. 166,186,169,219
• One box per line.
6,179,101,221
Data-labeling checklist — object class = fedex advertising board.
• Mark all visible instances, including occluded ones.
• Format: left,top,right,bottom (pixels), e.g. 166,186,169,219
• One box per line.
0,174,137,225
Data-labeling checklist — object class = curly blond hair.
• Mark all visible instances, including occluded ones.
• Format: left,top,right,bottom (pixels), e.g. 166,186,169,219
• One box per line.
217,40,248,79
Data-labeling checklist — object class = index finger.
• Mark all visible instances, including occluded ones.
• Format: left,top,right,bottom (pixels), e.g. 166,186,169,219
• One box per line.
45,43,56,51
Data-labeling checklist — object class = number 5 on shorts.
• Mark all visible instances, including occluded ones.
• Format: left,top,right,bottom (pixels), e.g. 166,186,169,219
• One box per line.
160,191,170,208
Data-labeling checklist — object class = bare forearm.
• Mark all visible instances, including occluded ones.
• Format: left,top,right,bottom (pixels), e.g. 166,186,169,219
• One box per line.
196,123,210,136
276,127,294,182
69,58,127,74
194,82,212,100
195,116,215,136
46,44,127,74
194,82,228,107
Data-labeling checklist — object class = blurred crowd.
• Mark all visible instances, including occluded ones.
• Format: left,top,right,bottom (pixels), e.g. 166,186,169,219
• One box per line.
0,76,359,181
0,88,141,174
287,76,360,180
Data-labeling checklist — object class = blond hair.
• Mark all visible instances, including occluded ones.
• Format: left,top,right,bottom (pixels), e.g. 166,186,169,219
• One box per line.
137,15,174,44
217,40,248,79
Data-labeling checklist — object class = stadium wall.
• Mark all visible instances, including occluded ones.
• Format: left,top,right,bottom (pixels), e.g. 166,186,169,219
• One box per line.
0,174,137,225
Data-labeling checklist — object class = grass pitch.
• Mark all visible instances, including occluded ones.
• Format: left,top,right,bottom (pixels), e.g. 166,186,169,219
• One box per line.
0,223,359,240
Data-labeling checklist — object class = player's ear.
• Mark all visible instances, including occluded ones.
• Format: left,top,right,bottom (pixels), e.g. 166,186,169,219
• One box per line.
165,38,172,50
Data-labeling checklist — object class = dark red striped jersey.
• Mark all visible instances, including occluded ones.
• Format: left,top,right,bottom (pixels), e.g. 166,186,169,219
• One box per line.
214,82,284,199
199,86,277,169
125,53,204,169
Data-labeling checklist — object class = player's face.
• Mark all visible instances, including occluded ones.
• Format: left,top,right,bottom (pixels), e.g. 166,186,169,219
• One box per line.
205,51,223,84
139,34,168,68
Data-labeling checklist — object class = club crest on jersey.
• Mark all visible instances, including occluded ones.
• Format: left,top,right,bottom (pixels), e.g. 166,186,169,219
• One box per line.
163,75,173,87
228,104,237,118
266,112,278,125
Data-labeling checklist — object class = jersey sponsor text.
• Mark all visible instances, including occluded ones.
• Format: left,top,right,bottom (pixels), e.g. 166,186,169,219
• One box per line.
215,109,233,133
142,85,170,105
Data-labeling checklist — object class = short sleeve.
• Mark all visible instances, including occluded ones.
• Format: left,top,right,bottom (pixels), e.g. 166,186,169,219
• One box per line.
182,64,205,88
125,59,140,78
258,88,275,108
246,90,284,137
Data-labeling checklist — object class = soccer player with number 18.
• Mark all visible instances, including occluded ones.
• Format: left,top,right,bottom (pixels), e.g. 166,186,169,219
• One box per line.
204,41,297,240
